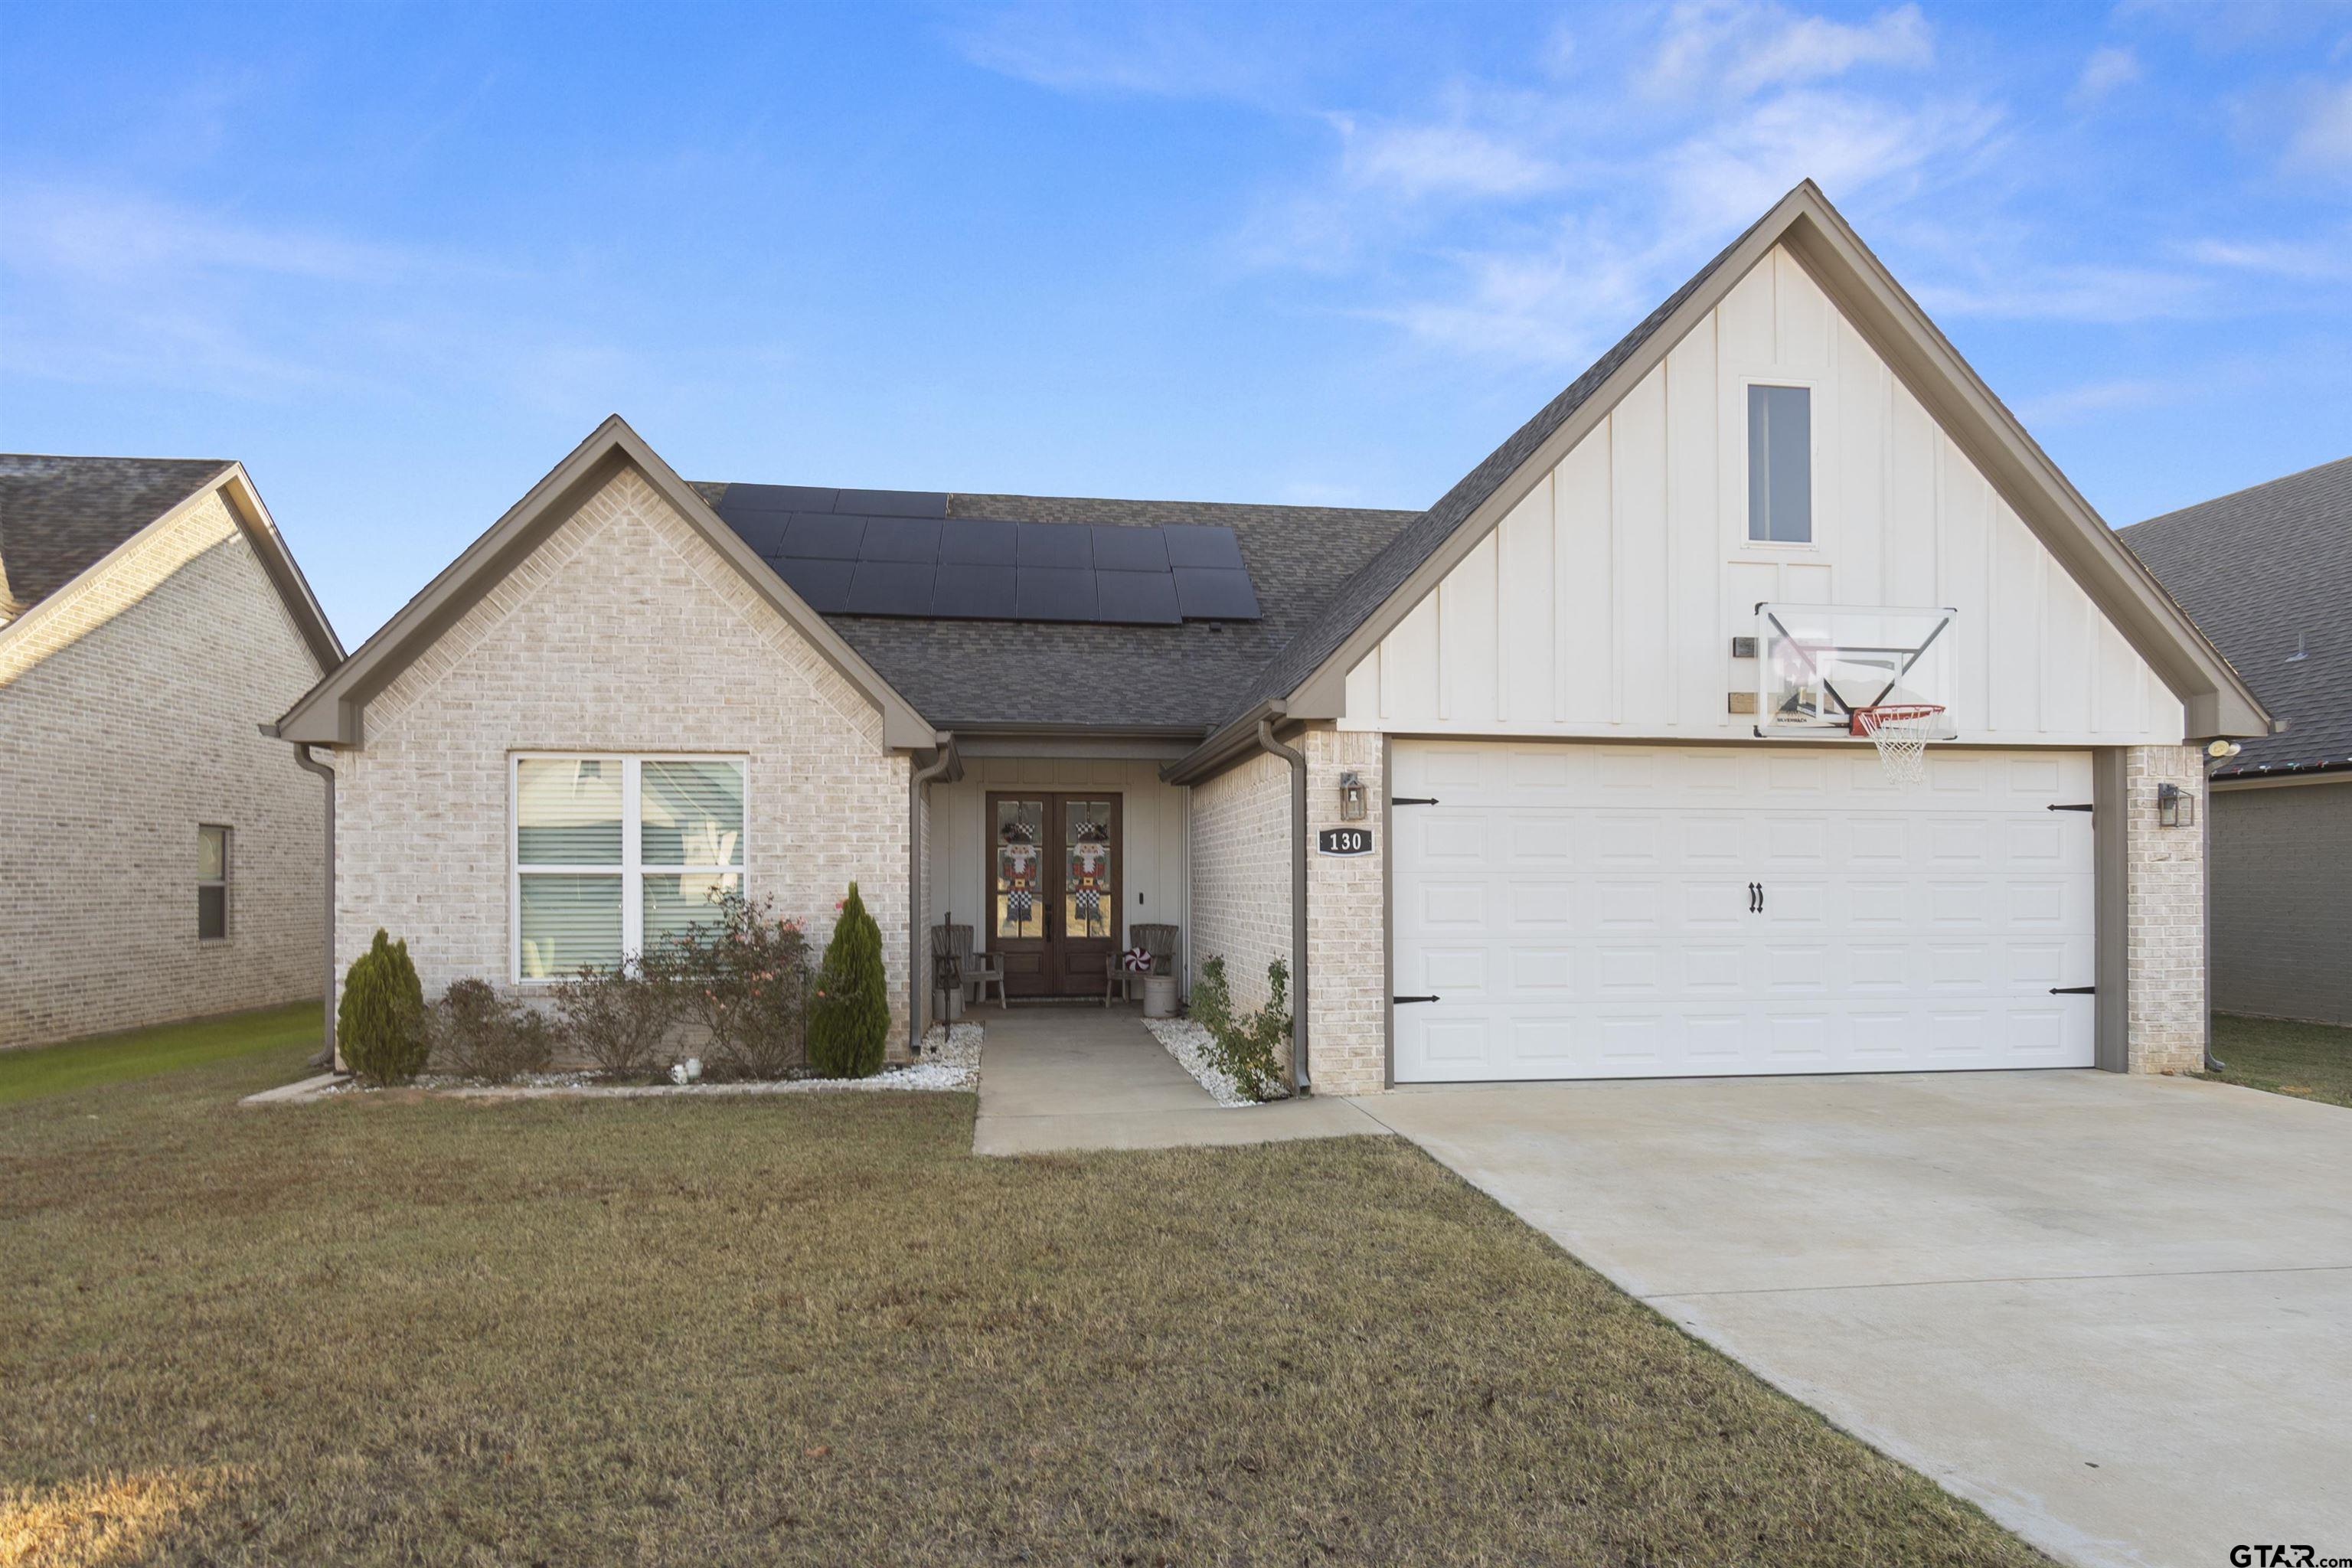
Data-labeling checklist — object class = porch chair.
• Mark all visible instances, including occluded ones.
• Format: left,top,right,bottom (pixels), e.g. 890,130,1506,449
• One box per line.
1105,923,1180,1007
933,916,1006,1011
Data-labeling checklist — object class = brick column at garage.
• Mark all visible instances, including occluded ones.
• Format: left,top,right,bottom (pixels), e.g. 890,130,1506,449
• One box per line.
2124,743,2207,1075
1305,726,1387,1098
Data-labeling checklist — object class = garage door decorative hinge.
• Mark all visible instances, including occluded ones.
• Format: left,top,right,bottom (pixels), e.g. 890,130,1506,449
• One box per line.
1393,995,1442,1004
2050,985,2096,995
2047,802,2094,812
1391,795,1440,806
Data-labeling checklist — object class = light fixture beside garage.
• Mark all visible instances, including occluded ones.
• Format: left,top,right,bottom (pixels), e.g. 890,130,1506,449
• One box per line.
1338,771,1367,822
2157,781,2194,828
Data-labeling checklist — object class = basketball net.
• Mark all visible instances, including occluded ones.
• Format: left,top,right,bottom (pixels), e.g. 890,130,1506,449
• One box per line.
1851,704,1945,789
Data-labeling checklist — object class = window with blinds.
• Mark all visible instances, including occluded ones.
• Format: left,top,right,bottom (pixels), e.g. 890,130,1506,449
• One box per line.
513,756,745,980
198,825,230,940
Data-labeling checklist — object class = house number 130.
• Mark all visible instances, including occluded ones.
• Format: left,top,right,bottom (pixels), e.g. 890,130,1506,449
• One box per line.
1317,828,1374,856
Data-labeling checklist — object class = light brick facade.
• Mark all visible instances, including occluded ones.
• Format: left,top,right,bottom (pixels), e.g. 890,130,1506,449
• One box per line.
1304,726,1385,1097
2123,743,2207,1074
1186,747,1292,1044
0,490,327,1047
329,466,910,1049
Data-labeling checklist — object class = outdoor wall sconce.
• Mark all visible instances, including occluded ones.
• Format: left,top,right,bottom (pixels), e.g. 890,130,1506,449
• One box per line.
1338,771,1368,822
2158,781,2194,828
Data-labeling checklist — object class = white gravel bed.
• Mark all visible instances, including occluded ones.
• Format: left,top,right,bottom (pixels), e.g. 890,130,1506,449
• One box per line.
250,1022,984,1104
1143,1016,1266,1108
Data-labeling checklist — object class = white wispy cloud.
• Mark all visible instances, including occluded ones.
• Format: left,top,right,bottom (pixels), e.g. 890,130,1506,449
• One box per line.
2069,46,2142,108
2181,234,2352,282
2014,376,2177,427
952,2,1293,103
2286,77,2352,172
1646,0,1934,100
1332,117,1563,199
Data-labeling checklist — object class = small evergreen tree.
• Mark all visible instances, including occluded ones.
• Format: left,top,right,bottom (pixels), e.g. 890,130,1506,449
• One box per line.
339,929,426,1083
808,882,889,1077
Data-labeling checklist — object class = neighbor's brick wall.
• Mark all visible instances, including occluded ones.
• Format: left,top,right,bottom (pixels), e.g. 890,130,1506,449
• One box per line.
1305,726,1384,1097
0,490,326,1047
2208,778,2350,1026
2124,744,2207,1073
332,466,911,1054
1187,747,1292,1047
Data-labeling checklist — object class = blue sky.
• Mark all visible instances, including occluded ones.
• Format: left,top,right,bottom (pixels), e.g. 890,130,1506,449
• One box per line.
4,1,2348,644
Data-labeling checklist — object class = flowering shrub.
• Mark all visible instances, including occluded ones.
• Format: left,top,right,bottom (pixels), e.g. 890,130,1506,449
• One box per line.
652,891,812,1080
552,963,678,1080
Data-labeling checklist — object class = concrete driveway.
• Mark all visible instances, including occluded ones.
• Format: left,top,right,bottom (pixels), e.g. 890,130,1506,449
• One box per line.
1357,1070,2352,1568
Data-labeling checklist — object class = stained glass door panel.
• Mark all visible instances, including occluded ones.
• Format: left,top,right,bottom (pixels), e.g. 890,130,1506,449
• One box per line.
984,792,1120,997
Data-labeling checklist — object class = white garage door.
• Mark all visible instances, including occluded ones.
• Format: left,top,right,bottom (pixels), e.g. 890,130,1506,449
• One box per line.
1391,741,2096,1082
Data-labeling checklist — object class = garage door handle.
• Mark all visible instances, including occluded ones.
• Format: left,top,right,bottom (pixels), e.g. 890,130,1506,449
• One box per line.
1392,796,1441,806
1393,995,1441,1004
2050,986,2096,995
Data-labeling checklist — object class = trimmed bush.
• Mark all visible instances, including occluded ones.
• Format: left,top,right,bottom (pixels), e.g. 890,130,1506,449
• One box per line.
808,882,889,1078
426,978,556,1083
338,929,426,1083
658,891,811,1080
553,965,678,1080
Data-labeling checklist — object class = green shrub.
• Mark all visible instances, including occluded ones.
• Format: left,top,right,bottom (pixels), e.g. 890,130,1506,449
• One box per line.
338,929,426,1083
426,978,556,1083
808,882,889,1078
1193,954,1289,1102
658,891,811,1080
552,965,678,1080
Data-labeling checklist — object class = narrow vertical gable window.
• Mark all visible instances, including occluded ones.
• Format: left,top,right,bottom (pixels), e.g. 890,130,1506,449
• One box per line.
513,756,746,980
1747,384,1812,544
198,825,230,940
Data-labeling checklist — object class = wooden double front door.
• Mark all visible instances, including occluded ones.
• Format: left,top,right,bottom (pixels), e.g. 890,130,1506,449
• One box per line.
987,792,1122,998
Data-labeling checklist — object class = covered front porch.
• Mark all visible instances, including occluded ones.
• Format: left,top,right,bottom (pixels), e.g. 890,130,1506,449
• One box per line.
925,751,1192,1009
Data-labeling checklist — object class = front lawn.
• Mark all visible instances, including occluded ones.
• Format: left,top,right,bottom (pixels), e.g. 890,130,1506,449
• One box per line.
0,1001,318,1108
2,1047,2040,1566
2200,1013,2352,1108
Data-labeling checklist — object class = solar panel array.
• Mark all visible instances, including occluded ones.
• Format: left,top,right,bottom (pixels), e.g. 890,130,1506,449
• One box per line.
712,485,1262,626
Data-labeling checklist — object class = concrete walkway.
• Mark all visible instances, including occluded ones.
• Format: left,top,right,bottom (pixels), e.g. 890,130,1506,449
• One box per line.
1357,1070,2352,1568
969,1005,1383,1155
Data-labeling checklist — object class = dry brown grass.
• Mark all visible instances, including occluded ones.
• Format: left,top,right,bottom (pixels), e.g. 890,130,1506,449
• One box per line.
0,1037,2045,1566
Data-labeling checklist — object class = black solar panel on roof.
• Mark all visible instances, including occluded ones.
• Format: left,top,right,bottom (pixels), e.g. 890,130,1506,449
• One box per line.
1090,524,1169,572
1017,567,1097,621
1172,567,1260,619
835,488,946,518
784,514,865,560
858,517,942,562
1161,524,1245,570
772,556,856,612
939,518,1017,564
711,487,1263,626
1095,570,1181,624
847,560,937,616
1017,521,1093,569
930,564,1018,618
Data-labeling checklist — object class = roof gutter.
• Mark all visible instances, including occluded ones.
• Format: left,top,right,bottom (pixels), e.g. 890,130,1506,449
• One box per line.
1160,700,1285,788
909,734,962,1054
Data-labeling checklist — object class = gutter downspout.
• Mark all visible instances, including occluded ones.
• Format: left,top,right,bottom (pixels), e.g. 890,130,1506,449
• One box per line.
910,740,958,1056
277,733,338,1071
1255,717,1310,1096
2202,750,2223,1074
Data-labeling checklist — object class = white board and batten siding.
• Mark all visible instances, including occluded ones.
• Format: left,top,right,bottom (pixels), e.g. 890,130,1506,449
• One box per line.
1340,245,2185,748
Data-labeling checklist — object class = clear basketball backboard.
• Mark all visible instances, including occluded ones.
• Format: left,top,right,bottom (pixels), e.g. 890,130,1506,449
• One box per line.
1758,603,1958,736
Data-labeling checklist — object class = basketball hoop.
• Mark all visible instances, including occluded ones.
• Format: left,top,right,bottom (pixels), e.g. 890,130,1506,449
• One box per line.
1851,704,1945,789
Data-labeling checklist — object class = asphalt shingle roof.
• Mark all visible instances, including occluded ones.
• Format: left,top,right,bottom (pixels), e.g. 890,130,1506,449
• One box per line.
698,486,1419,730
2119,456,2352,778
0,455,232,614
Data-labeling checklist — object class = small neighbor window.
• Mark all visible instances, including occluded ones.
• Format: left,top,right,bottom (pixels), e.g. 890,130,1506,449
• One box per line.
198,825,230,939
513,756,745,980
1747,384,1812,544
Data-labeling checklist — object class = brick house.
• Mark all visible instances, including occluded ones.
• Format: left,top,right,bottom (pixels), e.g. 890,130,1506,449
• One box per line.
2,457,342,1048
2121,457,2351,1026
276,184,2268,1090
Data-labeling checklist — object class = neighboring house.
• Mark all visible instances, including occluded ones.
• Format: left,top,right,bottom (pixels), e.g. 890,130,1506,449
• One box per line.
276,182,2268,1090
2120,458,2351,1026
1,456,342,1048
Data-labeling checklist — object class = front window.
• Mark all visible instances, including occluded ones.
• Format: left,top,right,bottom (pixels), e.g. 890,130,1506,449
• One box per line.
198,825,230,939
1746,383,1812,543
514,756,744,979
